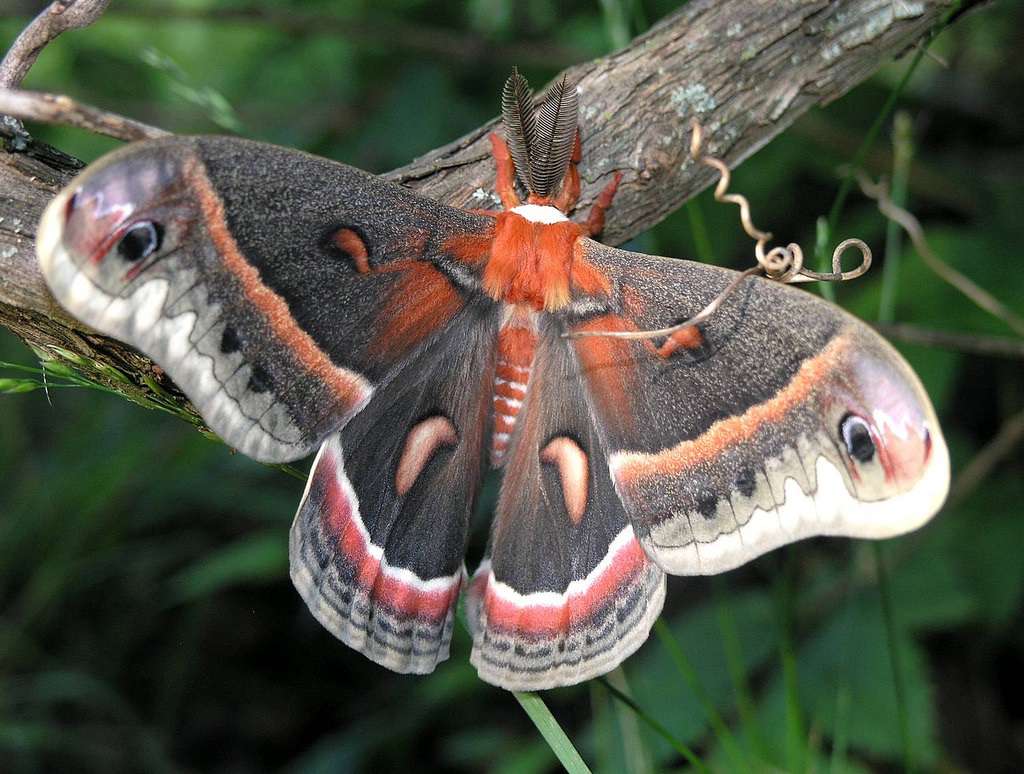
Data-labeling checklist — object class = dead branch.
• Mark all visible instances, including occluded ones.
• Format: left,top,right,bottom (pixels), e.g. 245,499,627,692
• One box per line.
950,407,1024,507
876,323,1024,360
0,0,982,415
0,0,110,88
0,88,169,142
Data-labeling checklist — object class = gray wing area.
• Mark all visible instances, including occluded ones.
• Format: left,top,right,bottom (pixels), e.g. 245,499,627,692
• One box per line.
564,240,949,575
290,296,498,674
467,319,665,690
37,136,493,463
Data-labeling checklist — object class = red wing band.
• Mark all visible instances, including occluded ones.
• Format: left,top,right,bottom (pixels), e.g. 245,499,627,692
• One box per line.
290,434,464,674
466,526,665,690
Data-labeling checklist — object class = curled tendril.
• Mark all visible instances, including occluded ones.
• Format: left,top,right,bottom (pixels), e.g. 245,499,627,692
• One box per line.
690,119,871,284
567,120,872,342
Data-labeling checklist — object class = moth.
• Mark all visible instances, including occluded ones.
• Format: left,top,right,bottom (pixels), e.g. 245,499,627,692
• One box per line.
35,70,949,691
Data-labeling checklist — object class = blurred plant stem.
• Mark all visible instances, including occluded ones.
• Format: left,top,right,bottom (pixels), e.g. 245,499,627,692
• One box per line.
714,577,767,762
598,677,709,772
879,112,914,323
654,617,747,770
775,555,806,773
874,543,913,773
605,667,654,774
817,0,963,301
875,123,915,771
686,199,715,264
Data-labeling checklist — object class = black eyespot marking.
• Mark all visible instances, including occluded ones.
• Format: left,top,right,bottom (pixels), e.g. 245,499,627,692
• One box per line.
248,365,271,394
116,221,162,263
840,413,875,463
734,468,757,498
696,492,718,520
64,190,79,220
220,326,241,354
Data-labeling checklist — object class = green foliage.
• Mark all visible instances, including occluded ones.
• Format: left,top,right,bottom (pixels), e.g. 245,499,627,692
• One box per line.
2,0,1023,771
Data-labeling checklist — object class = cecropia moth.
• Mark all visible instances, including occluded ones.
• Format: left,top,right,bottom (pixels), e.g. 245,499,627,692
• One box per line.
35,70,949,690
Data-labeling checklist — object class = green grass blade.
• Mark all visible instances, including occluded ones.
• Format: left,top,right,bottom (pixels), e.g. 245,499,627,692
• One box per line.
598,679,710,773
872,109,915,770
873,543,913,772
686,199,716,264
605,667,655,774
713,577,767,761
828,553,859,774
512,691,593,774
775,560,805,773
654,618,747,770
829,679,852,773
598,0,632,49
589,681,616,772
878,111,914,322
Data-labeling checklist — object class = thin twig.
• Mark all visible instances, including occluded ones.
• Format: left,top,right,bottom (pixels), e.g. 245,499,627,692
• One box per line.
0,0,110,88
950,406,1024,507
0,87,169,142
875,323,1024,359
857,171,1024,338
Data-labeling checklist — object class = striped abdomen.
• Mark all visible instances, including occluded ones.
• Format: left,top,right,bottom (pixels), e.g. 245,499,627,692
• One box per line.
491,322,537,466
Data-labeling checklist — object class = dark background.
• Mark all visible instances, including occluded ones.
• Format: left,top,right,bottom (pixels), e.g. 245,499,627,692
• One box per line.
2,1,1023,771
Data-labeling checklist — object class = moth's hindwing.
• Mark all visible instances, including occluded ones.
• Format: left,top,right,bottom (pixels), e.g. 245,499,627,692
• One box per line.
467,321,666,691
37,136,493,463
291,298,498,673
569,240,950,576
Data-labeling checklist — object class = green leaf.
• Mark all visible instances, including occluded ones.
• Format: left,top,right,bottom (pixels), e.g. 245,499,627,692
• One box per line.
759,592,938,767
165,530,287,604
0,378,40,393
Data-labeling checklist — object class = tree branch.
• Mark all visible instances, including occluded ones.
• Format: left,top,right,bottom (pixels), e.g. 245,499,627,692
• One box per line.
0,87,170,142
0,0,979,413
0,0,110,88
386,0,975,244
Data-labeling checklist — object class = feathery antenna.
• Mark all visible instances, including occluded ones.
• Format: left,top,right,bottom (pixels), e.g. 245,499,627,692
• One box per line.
501,67,536,192
529,75,578,198
500,69,579,199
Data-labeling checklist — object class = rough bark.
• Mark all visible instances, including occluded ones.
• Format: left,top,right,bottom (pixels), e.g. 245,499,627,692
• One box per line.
0,0,974,408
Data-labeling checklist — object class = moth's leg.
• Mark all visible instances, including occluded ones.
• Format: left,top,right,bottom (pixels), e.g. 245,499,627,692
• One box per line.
553,132,582,213
488,132,520,210
585,171,623,238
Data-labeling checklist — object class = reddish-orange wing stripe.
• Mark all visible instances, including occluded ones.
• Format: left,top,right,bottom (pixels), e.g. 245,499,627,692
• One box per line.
333,228,371,274
371,262,465,359
189,158,371,409
443,225,495,266
613,333,851,485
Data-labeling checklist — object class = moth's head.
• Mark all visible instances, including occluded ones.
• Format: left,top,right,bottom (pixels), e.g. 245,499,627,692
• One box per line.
825,328,948,508
38,140,199,300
